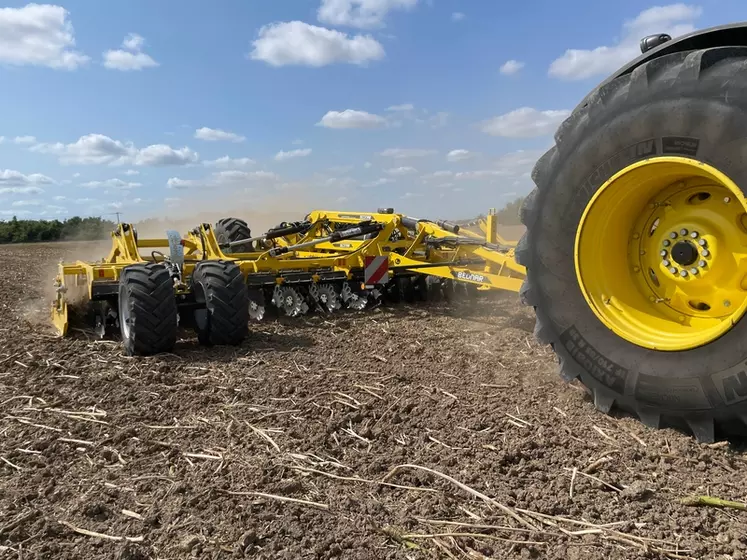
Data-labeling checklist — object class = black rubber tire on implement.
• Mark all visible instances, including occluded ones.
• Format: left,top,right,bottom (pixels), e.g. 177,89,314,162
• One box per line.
518,46,747,443
215,217,253,254
118,263,178,356
191,260,249,346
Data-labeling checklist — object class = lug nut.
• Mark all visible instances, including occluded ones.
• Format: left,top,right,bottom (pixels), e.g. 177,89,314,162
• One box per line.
699,260,707,267
663,259,670,266
690,231,699,238
698,238,707,246
680,270,688,277
663,239,671,247
702,249,710,257
725,196,731,203
690,268,699,275
669,267,677,274
680,228,688,236
670,232,678,239
660,250,667,256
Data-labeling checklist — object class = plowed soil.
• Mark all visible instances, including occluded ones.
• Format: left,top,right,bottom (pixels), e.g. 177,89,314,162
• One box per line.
1,241,746,560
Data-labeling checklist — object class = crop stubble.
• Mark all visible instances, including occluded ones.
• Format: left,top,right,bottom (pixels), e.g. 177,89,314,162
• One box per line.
0,242,745,559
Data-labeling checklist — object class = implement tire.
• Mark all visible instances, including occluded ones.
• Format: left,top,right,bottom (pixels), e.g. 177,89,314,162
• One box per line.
118,263,178,356
519,46,747,443
215,217,253,253
192,260,249,346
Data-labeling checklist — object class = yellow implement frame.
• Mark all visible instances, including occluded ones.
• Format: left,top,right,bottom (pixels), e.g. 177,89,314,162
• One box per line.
52,208,526,336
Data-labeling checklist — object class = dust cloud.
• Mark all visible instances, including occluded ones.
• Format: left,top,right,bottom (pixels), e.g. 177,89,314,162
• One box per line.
134,187,322,240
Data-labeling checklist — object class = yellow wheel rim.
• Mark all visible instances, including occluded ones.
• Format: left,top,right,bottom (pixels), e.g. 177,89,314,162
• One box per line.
575,156,747,351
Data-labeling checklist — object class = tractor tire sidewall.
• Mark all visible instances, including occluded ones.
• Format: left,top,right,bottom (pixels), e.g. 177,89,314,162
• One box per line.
528,50,747,426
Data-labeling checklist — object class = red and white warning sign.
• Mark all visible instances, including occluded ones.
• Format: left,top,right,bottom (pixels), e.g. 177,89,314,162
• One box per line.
364,256,389,286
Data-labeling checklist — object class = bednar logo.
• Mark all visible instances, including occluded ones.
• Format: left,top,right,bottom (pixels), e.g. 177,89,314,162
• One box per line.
364,256,389,285
453,270,487,284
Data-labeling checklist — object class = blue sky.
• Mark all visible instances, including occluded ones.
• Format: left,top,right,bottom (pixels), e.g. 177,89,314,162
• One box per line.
0,0,745,224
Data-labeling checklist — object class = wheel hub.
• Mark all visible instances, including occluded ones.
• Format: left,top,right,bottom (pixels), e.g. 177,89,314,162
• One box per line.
575,156,747,351
670,240,698,267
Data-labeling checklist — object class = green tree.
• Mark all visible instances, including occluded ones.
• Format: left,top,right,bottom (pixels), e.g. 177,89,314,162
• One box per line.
0,215,117,244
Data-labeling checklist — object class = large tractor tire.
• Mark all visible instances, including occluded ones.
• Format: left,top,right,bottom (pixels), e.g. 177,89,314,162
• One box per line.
191,260,249,346
215,217,253,253
118,263,178,356
519,46,747,443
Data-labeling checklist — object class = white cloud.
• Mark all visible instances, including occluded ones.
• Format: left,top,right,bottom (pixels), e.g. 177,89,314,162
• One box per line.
453,170,506,180
0,4,89,70
321,176,358,188
451,12,466,22
447,149,476,162
103,33,158,71
122,33,145,51
80,178,142,189
420,150,542,189
329,165,354,174
493,149,544,176
54,195,66,201
72,172,81,178
194,127,245,143
318,0,419,29
292,138,304,145
317,109,387,129
0,210,31,216
275,148,312,161
13,135,36,144
549,4,701,80
364,161,372,168
12,199,42,207
479,107,570,138
250,21,385,67
167,170,280,190
386,103,414,112
0,169,54,187
0,186,44,195
44,205,66,215
363,177,394,188
203,156,256,168
427,111,449,129
500,60,524,75
386,166,417,176
421,170,454,182
134,144,200,166
31,134,199,166
401,192,422,199
379,148,437,159
123,169,139,176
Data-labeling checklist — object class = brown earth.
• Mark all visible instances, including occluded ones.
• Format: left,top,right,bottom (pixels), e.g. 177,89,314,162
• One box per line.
1,241,746,560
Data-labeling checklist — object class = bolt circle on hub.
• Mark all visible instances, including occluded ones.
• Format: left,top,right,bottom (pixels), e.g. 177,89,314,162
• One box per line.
575,156,747,351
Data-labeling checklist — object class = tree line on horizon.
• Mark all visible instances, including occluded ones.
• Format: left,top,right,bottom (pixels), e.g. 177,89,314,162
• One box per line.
0,216,118,244
0,196,525,244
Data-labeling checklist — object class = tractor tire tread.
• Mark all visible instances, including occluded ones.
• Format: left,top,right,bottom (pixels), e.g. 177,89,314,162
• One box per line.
119,263,178,356
192,260,249,346
215,217,252,253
